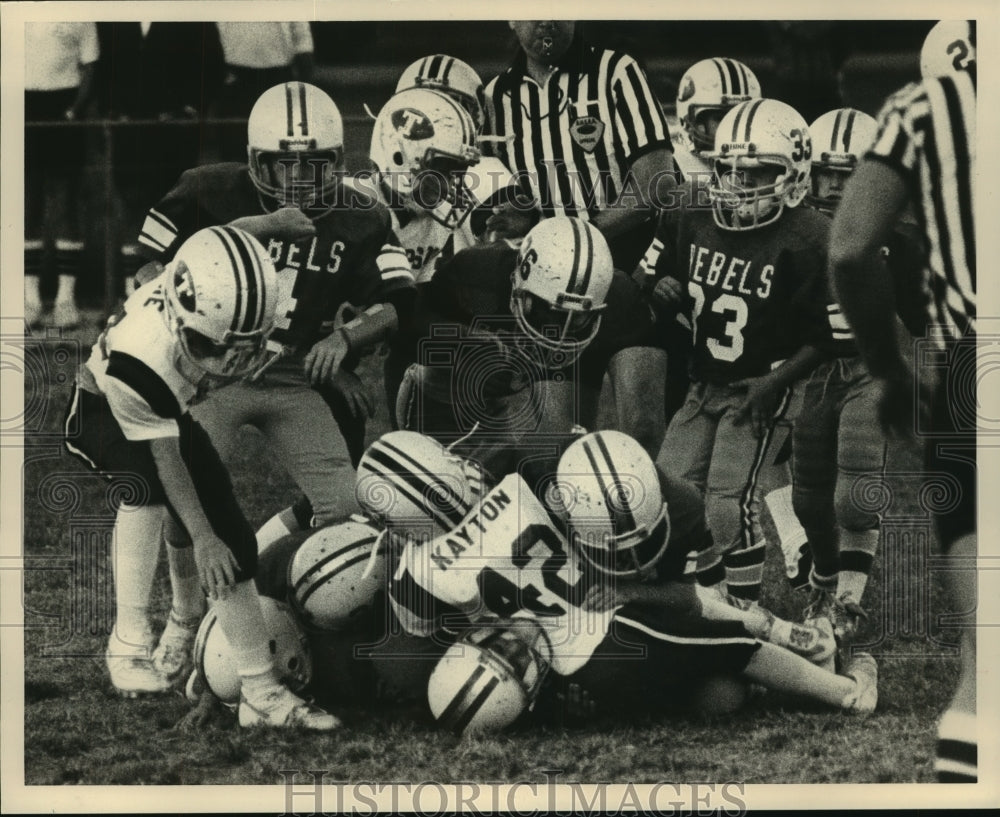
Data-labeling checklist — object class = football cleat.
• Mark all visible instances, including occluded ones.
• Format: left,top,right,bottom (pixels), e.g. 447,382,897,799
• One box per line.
152,610,202,687
238,685,342,731
840,652,878,714
763,608,836,670
106,636,171,698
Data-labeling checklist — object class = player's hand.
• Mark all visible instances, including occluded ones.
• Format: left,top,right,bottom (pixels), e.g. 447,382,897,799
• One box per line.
482,201,535,243
229,208,316,243
304,331,349,387
194,534,238,601
651,275,684,308
174,690,224,732
330,368,375,420
582,583,618,612
731,374,780,438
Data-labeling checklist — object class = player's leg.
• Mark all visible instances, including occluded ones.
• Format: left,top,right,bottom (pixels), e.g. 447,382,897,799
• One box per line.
258,385,360,537
605,346,667,460
177,413,340,730
830,360,888,640
48,88,86,329
706,384,792,601
24,91,47,328
790,364,841,607
657,381,721,587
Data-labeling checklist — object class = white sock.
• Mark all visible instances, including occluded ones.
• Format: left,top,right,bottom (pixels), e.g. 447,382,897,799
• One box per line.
55,273,77,304
110,504,165,651
765,485,808,550
210,581,278,698
24,273,41,304
837,528,880,603
255,507,299,555
165,543,205,621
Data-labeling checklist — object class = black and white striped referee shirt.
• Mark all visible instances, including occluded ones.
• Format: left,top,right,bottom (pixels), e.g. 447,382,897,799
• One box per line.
483,40,671,221
865,70,977,346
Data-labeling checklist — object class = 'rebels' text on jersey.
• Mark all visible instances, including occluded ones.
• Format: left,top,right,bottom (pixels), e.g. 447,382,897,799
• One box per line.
651,205,830,384
138,163,414,372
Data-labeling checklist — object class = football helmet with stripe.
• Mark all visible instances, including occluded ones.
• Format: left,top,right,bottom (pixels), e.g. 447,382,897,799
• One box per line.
247,82,345,215
288,517,386,630
510,217,614,368
194,596,311,704
370,87,482,228
164,226,278,386
554,430,669,578
920,20,976,79
355,431,486,541
805,108,878,215
427,618,551,734
396,54,486,132
676,58,762,154
708,98,812,231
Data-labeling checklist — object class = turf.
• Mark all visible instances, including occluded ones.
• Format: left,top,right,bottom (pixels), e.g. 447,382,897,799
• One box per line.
19,315,961,786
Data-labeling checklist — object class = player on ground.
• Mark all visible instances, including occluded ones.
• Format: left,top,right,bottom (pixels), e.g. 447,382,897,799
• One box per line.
829,20,977,783
64,226,338,728
135,82,415,555
648,99,830,602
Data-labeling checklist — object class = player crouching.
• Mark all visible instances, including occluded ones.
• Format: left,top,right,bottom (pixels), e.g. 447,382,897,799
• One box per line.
63,226,338,729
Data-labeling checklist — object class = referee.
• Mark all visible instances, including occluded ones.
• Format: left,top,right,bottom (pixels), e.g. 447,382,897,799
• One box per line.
828,23,977,783
483,21,675,271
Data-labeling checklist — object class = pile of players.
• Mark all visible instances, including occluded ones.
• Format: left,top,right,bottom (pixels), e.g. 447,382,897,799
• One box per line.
64,22,971,734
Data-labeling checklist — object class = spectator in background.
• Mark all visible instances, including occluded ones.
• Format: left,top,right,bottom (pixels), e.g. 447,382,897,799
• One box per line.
96,22,223,296
215,22,314,160
24,22,99,330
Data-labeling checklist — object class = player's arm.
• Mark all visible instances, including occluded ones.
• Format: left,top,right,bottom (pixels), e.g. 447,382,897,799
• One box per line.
227,207,317,245
829,158,910,379
148,436,238,600
731,344,826,438
590,148,677,241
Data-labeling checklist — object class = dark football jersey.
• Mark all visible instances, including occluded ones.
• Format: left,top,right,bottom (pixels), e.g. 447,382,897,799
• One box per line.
138,163,414,379
653,204,830,384
413,241,661,396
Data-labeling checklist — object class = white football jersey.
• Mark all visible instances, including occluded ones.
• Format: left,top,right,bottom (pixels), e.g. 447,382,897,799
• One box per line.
85,272,199,440
389,472,617,674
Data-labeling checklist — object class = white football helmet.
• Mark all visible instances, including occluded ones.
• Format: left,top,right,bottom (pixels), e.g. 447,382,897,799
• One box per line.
427,619,551,734
676,58,762,153
370,87,482,228
510,217,614,368
805,108,878,215
288,517,387,630
396,54,486,132
708,98,813,231
920,21,976,79
163,226,278,386
193,596,312,704
247,82,345,215
553,430,669,578
356,431,485,541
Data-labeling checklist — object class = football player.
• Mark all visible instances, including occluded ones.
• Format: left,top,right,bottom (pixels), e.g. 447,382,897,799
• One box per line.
647,99,830,602
134,82,416,557
396,216,668,474
380,430,877,727
643,58,809,568
63,226,339,729
790,107,928,646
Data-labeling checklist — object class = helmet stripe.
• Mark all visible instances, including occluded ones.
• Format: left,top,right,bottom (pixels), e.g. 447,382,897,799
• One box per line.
841,108,857,152
450,673,502,734
581,433,637,539
219,226,264,334
296,549,376,609
720,58,742,96
441,56,455,83
578,221,594,296
565,218,583,294
730,101,747,141
292,535,378,603
365,446,469,529
830,109,844,151
437,663,487,731
381,438,473,514
741,99,764,142
285,83,294,138
735,61,751,96
298,81,309,136
711,58,729,95
206,227,245,334
418,56,430,81
428,54,445,81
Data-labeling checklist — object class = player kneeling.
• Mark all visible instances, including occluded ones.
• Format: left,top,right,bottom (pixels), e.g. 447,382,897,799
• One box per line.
64,226,338,729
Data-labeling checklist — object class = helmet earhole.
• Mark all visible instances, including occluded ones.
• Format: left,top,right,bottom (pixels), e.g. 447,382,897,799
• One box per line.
392,151,404,166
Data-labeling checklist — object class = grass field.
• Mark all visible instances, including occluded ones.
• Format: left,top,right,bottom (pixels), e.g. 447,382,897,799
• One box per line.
17,313,963,789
